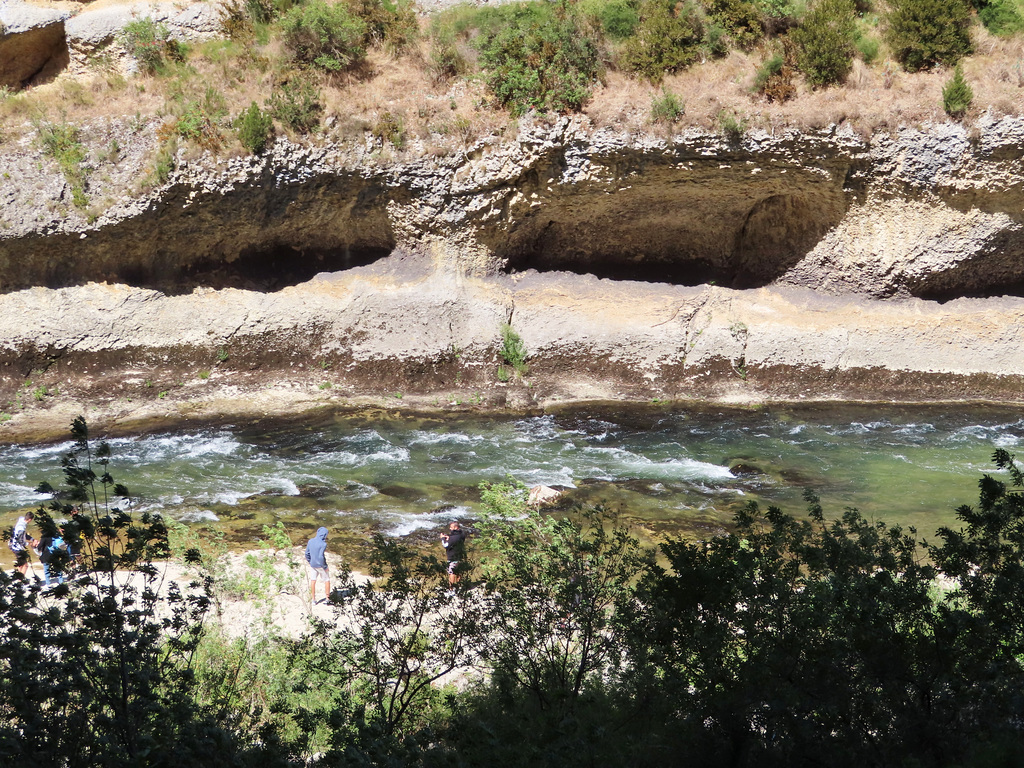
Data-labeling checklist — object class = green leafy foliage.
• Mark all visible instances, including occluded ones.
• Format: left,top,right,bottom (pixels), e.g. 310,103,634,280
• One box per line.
175,88,227,150
791,0,856,88
718,108,747,140
753,50,796,101
579,0,641,39
885,0,973,72
234,101,274,153
619,0,706,82
0,418,244,766
281,0,367,71
942,63,973,118
348,0,419,50
476,1,600,116
620,487,1024,765
979,0,1024,36
269,75,324,133
37,120,89,208
120,18,185,74
473,482,650,718
650,88,685,122
704,0,763,49
292,533,482,753
498,322,528,377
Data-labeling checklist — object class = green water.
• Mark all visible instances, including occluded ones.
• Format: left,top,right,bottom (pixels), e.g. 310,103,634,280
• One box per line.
0,403,1019,548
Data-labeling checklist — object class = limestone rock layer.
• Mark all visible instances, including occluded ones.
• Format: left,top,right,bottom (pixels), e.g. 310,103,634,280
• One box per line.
2,116,1024,410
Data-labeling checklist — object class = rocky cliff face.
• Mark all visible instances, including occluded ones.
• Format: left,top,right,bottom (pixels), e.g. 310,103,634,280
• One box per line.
2,114,1024,429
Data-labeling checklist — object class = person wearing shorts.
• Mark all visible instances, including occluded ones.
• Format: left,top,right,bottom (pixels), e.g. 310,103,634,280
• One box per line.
9,511,35,575
305,527,330,604
440,520,467,587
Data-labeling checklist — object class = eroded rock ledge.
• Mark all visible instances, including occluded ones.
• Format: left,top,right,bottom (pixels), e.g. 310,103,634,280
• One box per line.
2,116,1024,424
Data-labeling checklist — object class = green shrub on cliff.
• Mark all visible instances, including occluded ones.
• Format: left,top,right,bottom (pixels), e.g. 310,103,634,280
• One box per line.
885,0,973,72
979,0,1024,36
348,0,419,51
281,0,367,72
37,120,89,208
791,0,856,88
235,101,274,153
619,0,706,82
121,18,185,74
499,322,528,377
476,2,599,115
269,75,323,133
942,64,973,118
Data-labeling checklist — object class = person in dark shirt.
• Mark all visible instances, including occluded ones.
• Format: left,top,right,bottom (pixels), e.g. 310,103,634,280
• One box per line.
440,520,467,587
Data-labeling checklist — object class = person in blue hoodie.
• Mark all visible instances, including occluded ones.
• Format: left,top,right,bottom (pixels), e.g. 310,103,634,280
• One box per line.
305,527,330,604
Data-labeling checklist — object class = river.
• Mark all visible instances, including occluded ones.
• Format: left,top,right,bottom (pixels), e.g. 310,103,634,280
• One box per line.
0,403,1020,548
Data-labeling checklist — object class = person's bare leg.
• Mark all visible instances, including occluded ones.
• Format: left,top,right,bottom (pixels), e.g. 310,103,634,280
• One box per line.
325,580,330,602
310,580,317,603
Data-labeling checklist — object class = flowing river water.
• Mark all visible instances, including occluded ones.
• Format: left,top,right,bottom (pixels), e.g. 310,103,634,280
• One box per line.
1,403,1022,553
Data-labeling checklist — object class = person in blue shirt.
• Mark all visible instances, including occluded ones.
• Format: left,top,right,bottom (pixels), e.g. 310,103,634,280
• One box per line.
37,532,67,587
305,527,330,604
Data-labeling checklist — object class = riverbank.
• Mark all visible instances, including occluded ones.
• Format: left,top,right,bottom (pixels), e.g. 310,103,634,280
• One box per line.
2,268,1024,447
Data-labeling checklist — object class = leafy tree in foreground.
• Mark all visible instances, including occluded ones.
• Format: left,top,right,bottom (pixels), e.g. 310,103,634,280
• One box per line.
472,480,649,717
0,418,254,768
623,481,1024,768
289,532,483,760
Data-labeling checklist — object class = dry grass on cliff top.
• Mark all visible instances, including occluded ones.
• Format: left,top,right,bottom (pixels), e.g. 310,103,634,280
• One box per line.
2,14,1024,159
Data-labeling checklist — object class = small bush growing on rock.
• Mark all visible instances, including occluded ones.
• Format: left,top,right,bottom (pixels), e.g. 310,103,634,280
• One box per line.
885,0,973,72
942,64,973,118
499,323,528,378
235,101,274,153
281,0,367,72
372,110,405,147
620,0,706,83
476,2,600,115
791,0,856,88
650,88,684,122
121,18,184,74
347,0,419,51
718,109,747,141
269,76,324,133
172,86,227,150
37,121,89,208
753,50,796,101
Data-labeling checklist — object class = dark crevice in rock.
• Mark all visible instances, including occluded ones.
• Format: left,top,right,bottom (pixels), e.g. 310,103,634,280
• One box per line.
121,244,393,295
503,250,728,286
